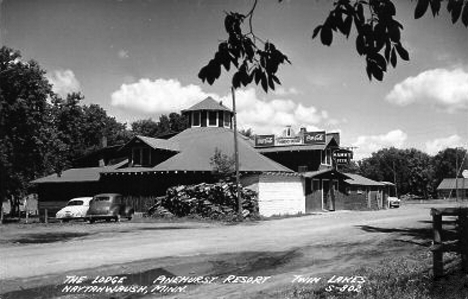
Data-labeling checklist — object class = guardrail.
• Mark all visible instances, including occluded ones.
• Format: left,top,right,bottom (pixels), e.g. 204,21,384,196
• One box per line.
430,207,468,279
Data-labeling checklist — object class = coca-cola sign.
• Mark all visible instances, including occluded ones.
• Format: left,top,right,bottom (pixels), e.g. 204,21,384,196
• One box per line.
255,135,275,147
303,131,326,145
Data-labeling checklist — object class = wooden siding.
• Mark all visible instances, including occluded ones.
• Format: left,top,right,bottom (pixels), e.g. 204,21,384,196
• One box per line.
257,175,305,217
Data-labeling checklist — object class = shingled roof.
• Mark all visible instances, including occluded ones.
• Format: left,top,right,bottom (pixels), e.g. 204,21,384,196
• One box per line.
181,97,231,112
437,178,468,190
31,160,127,184
153,127,293,172
344,173,384,186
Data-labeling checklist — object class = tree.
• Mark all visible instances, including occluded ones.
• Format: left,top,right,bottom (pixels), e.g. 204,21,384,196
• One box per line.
210,148,236,180
51,93,131,167
199,0,468,87
0,47,63,215
431,147,468,190
79,104,130,155
359,147,438,198
239,128,254,139
131,113,188,137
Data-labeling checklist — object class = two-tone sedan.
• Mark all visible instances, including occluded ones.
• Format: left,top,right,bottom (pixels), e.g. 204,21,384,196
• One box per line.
56,197,93,222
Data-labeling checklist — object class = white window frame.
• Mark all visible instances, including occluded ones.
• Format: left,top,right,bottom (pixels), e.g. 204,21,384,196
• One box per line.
207,111,218,127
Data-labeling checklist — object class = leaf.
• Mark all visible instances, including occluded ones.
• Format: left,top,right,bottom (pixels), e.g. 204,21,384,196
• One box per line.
320,24,333,46
371,53,387,72
390,47,397,68
366,63,372,81
356,34,365,55
312,25,322,39
395,43,409,61
232,71,241,89
268,75,275,90
342,14,353,37
271,74,281,85
260,73,268,92
430,0,441,16
370,61,384,81
384,42,391,62
254,68,262,85
415,0,429,19
450,0,464,23
462,2,468,26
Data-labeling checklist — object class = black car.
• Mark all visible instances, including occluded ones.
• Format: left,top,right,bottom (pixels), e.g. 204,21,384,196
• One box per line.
85,193,134,223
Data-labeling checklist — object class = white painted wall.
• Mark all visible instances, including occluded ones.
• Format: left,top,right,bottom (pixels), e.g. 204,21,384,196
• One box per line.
257,174,305,217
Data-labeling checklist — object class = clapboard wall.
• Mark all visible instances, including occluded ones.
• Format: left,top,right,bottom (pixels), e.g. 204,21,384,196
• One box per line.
255,174,305,217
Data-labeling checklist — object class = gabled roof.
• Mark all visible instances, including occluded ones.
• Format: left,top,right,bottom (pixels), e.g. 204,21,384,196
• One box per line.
344,173,384,186
437,178,468,190
152,127,293,172
31,160,127,184
302,168,351,179
181,97,232,113
120,135,180,152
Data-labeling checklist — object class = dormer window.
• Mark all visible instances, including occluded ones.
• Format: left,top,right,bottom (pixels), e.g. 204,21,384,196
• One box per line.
132,147,151,166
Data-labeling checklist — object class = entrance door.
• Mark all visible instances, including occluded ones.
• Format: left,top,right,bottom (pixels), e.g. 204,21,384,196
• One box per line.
322,179,337,211
322,179,329,210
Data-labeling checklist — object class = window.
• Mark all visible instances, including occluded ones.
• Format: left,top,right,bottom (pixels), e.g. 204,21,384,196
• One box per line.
312,179,321,192
142,148,150,166
208,111,217,126
223,111,231,127
133,148,141,166
192,111,201,127
326,149,331,165
132,147,151,166
322,149,332,165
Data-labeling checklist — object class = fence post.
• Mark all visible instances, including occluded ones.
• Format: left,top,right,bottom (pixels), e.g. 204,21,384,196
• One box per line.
44,209,48,224
433,213,443,278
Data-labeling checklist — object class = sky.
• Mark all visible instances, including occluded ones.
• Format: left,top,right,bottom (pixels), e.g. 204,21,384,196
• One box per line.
1,0,467,160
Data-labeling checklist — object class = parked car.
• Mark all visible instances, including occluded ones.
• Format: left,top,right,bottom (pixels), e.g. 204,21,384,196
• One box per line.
85,193,134,223
388,197,401,208
56,197,93,221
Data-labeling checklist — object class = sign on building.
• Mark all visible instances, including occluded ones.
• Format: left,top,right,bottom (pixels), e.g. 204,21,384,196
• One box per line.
255,135,275,147
333,149,353,165
303,131,326,145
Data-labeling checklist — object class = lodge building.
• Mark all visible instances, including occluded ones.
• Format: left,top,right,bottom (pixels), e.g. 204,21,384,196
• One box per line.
32,97,392,216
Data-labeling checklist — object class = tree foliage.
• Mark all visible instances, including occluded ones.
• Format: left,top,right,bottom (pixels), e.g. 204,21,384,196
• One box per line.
0,46,131,209
358,147,467,198
0,47,61,208
200,0,468,86
131,113,188,137
210,147,236,180
198,0,290,92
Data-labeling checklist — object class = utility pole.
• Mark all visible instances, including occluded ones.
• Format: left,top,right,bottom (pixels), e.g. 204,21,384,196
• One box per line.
456,149,459,202
231,86,242,220
393,161,398,198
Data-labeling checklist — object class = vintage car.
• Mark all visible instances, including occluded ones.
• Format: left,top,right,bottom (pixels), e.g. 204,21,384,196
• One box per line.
85,193,134,223
387,197,401,208
56,197,93,221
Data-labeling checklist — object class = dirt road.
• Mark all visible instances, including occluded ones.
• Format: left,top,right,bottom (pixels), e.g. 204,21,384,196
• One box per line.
0,202,463,298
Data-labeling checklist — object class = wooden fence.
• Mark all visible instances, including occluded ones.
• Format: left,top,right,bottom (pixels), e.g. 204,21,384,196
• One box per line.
430,207,468,279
